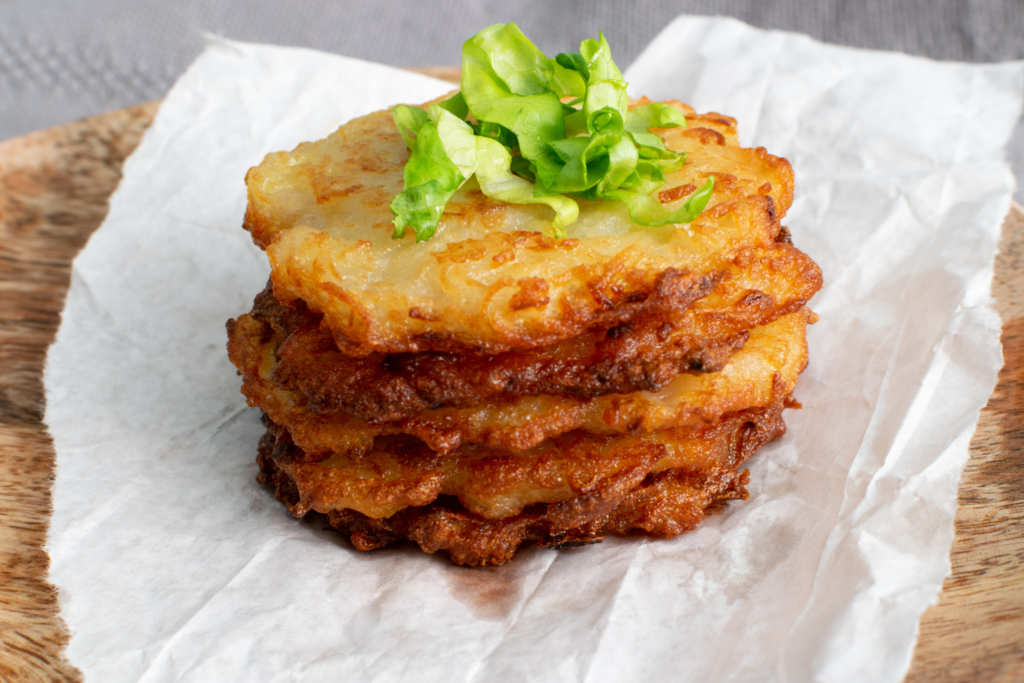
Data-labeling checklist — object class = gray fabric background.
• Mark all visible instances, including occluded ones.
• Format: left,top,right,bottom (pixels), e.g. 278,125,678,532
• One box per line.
2,0,1022,201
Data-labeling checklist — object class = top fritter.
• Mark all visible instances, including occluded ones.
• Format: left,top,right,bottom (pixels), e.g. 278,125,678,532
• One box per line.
242,24,810,357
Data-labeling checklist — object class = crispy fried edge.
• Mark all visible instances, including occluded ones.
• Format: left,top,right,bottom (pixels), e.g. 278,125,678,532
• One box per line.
256,399,787,566
228,306,808,458
245,236,819,423
253,278,756,419
246,101,807,356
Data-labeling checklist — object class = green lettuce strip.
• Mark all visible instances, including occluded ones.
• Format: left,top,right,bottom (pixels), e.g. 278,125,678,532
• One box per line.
390,105,476,242
603,176,715,227
474,136,579,238
390,22,712,241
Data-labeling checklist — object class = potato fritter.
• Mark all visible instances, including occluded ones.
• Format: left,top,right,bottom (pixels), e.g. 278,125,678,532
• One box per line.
244,101,798,356
257,396,786,566
247,235,820,421
227,307,809,458
324,469,749,567
257,398,786,521
230,92,821,566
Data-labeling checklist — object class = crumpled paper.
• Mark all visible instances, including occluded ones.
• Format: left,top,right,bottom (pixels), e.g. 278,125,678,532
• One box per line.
44,16,1023,683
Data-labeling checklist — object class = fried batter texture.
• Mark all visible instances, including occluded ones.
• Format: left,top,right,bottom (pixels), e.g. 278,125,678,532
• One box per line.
244,100,801,356
249,218,820,420
228,306,809,458
257,396,786,566
229,96,821,565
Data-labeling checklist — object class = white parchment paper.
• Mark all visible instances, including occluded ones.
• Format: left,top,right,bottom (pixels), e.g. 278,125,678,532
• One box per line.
44,16,1024,683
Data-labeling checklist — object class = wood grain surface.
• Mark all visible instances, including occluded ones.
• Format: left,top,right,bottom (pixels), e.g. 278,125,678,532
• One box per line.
1,80,1022,680
906,204,1024,683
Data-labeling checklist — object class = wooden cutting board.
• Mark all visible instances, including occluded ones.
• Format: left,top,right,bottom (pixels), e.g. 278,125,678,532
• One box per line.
1,73,1022,681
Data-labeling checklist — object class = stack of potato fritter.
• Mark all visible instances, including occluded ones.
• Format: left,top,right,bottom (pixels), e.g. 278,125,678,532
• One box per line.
227,99,821,566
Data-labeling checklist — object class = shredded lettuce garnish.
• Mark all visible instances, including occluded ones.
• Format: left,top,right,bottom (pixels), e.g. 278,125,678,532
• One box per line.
390,23,714,242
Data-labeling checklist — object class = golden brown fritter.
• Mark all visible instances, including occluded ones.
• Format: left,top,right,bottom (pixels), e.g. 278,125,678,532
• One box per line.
257,398,787,520
328,471,750,567
230,96,821,566
245,237,820,421
257,397,787,566
244,100,800,356
276,324,749,418
251,276,735,418
228,308,809,458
